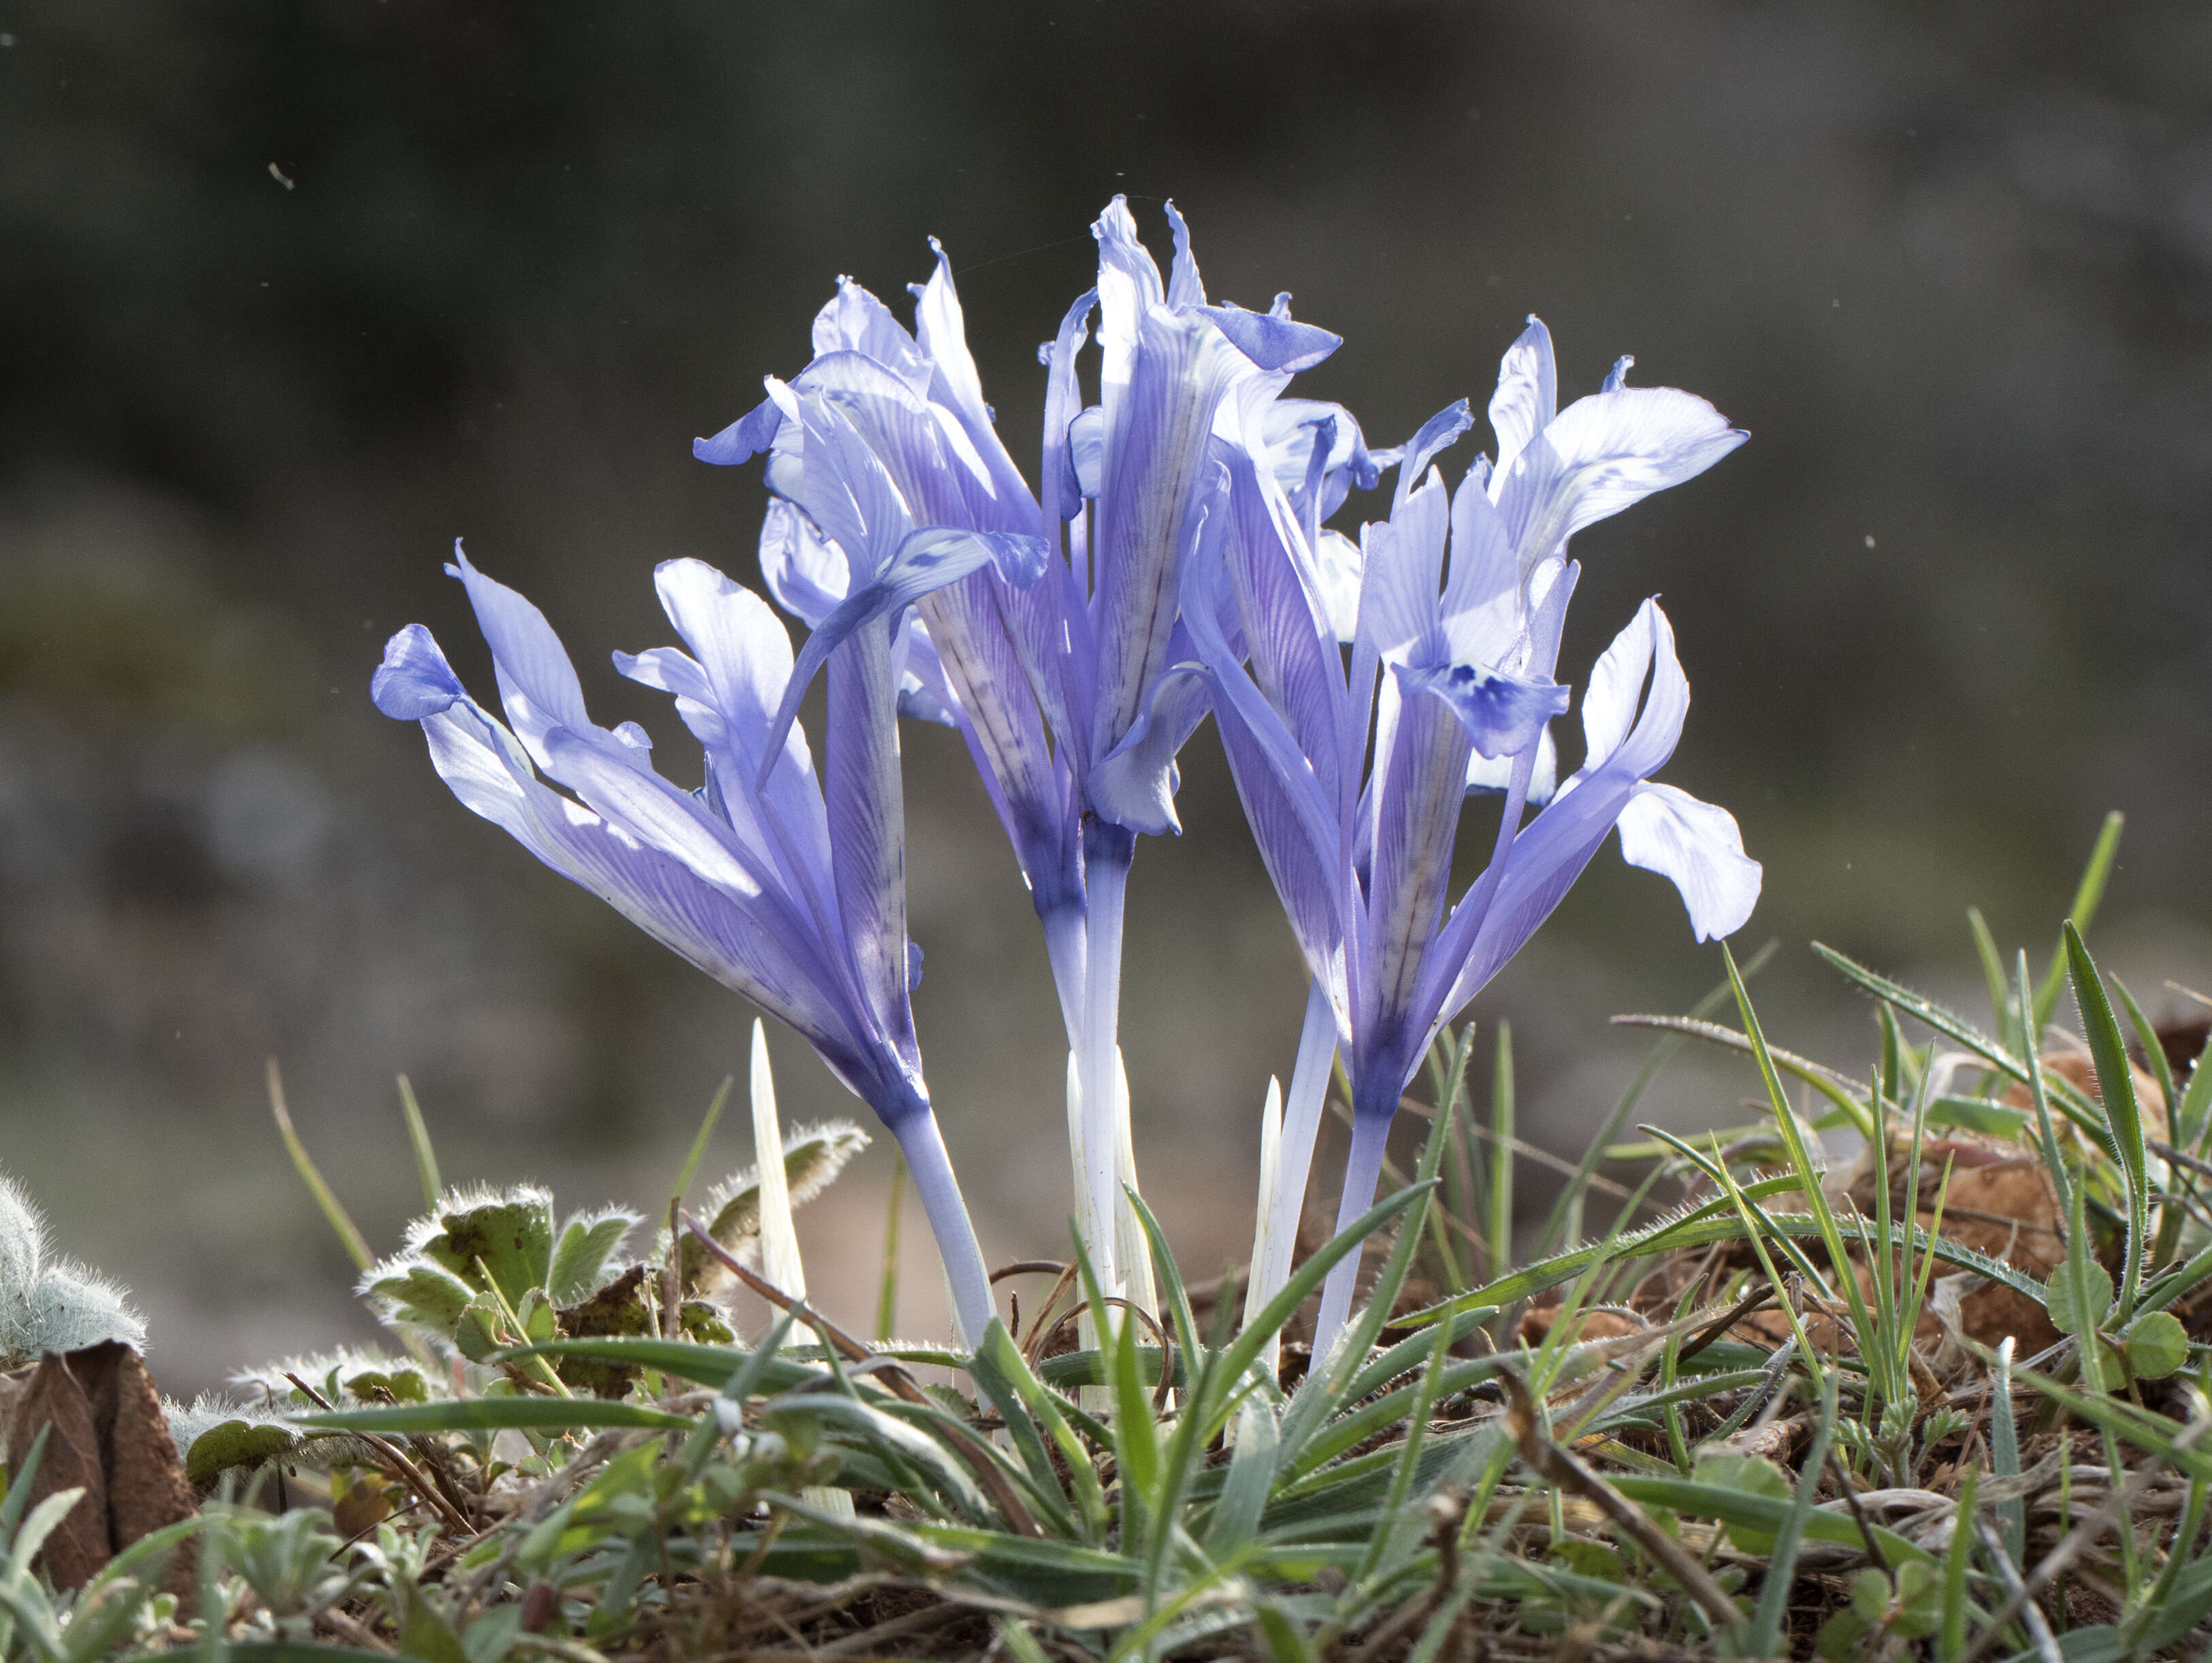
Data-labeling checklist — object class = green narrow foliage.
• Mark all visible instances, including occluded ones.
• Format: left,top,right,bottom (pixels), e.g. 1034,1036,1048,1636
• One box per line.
1937,1462,1979,1661
2015,950,2077,1229
2066,922,2148,1319
1966,907,2016,1054
2034,809,2124,1033
295,1398,696,1434
267,1060,373,1273
1489,1023,1514,1280
395,1075,442,1212
1747,1373,1838,1656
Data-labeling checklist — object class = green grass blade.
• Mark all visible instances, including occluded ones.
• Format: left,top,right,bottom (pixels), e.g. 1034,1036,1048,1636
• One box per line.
1204,1392,1280,1558
1939,1462,1979,1660
1536,941,1779,1260
1815,943,2021,1084
395,1075,442,1212
877,1148,905,1344
2067,922,2147,1319
1201,1181,1436,1442
1126,1185,1202,1387
670,1074,733,1208
1746,1369,1837,1658
265,1059,372,1273
2017,950,2077,1228
973,1321,1109,1536
295,1398,696,1434
1967,906,2016,1055
2035,809,2124,1032
963,1319,1075,1537
1489,1023,1514,1280
1609,1011,1875,1137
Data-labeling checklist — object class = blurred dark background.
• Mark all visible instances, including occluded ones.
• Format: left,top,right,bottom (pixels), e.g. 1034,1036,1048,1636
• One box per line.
4,1,2210,1395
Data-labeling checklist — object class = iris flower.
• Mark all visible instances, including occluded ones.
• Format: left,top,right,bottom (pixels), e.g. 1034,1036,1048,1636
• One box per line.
695,199,1352,1300
372,545,1019,1346
1188,319,1761,1353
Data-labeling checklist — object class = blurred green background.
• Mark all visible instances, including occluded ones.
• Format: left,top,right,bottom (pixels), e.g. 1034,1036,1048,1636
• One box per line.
3,1,2209,1394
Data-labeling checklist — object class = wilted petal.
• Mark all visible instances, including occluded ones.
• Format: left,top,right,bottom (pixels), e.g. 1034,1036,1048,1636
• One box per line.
1615,781,1761,941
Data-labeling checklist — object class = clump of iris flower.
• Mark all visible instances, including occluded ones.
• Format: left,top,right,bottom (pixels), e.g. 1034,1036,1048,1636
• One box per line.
1184,319,1761,1355
371,547,1020,1346
696,199,1359,1304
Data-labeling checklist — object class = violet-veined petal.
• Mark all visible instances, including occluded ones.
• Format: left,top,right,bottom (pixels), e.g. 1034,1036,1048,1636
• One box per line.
1497,385,1747,560
759,526,1048,787
1393,660,1569,760
1197,302,1341,374
1488,315,1557,480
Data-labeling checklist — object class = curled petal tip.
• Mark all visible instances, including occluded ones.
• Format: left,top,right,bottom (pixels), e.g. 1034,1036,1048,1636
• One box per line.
372,624,467,720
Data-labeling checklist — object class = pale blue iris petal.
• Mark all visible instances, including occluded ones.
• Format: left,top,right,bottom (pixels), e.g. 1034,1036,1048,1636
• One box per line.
1393,660,1569,761
1495,384,1748,560
370,623,466,720
1388,400,1474,513
1487,315,1558,481
1197,302,1341,374
1615,782,1761,942
759,526,1048,788
1466,727,1558,804
692,391,785,468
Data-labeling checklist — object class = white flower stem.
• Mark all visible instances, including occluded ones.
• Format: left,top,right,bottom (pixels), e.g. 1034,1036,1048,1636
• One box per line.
890,1110,993,1350
1313,1108,1393,1358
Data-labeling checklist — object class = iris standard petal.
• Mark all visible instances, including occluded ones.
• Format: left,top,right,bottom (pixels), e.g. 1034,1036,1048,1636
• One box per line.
760,526,1048,787
1579,596,1659,771
1614,781,1762,942
1088,306,1252,771
811,276,932,394
1487,316,1558,481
